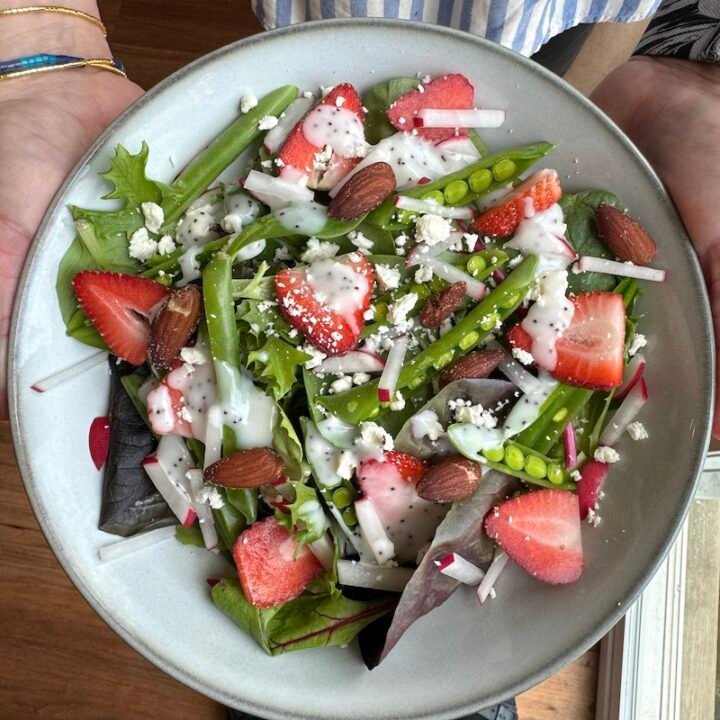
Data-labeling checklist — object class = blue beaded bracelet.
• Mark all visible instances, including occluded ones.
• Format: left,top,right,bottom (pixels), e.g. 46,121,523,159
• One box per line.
0,52,126,80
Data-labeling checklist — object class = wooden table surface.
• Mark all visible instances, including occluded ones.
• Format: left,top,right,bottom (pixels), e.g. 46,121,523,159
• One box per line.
1,2,600,717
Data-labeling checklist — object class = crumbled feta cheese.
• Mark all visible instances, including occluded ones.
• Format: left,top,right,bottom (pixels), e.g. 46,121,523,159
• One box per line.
415,214,451,246
463,233,479,252
141,202,164,234
223,213,243,233
390,391,406,411
260,159,273,169
274,244,292,261
439,318,453,337
330,375,353,394
594,446,620,464
157,235,176,256
455,403,498,429
414,264,433,283
335,95,345,107
240,94,258,113
628,333,647,357
195,485,224,509
303,90,314,99
395,233,408,247
387,292,418,326
586,507,602,527
512,347,534,366
274,157,285,168
128,227,157,262
301,237,339,263
348,230,374,253
570,469,582,482
363,306,375,321
358,421,394,451
421,74,431,84
336,450,358,480
352,372,371,386
180,347,206,365
258,115,279,130
302,344,327,369
508,254,524,269
375,264,401,290
626,421,648,441
179,406,193,423
313,144,333,170
410,409,445,442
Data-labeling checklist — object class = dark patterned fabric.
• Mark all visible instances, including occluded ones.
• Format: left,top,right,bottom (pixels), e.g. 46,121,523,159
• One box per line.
635,0,720,62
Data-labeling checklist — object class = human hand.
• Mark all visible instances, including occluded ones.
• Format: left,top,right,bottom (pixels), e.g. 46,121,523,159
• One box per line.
592,56,720,436
0,8,142,418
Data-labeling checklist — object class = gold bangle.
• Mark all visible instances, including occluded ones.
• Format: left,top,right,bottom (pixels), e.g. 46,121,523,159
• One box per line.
0,5,106,36
0,57,126,81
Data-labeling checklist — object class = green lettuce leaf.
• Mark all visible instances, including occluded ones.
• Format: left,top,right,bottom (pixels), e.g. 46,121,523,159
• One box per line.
247,336,311,402
273,405,305,482
363,77,418,145
231,261,274,300
275,480,328,547
100,141,169,207
236,299,298,352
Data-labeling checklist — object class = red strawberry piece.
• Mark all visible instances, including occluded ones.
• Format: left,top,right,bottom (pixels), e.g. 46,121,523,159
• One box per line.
275,252,374,355
278,83,365,186
576,460,610,519
387,74,475,142
472,169,562,238
145,374,193,438
233,516,323,608
506,291,625,390
72,271,170,365
358,451,446,563
484,489,584,585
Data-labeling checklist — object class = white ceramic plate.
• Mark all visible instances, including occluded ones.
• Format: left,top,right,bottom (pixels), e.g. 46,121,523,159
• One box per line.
9,19,714,720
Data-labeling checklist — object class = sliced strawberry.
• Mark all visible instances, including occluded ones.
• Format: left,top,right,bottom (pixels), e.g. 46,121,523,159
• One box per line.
472,169,562,238
506,291,625,390
72,271,170,365
387,74,474,142
233,516,323,608
358,452,446,563
278,83,365,185
275,252,374,355
145,375,193,438
484,489,583,585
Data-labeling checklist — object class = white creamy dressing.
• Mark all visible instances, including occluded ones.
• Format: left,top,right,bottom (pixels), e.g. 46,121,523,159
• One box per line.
223,189,260,233
316,414,358,449
145,383,179,435
521,270,574,371
449,423,505,454
166,354,217,440
476,183,514,212
235,239,267,261
302,104,366,158
177,245,203,287
304,422,343,488
502,371,558,438
155,434,194,492
176,190,225,248
203,404,224,469
274,202,328,235
506,204,575,273
297,500,328,533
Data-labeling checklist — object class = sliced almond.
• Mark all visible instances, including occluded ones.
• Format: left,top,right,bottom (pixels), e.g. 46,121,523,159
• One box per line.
595,204,657,265
439,349,505,388
204,448,285,489
419,281,466,328
416,455,482,503
149,285,202,368
328,162,396,221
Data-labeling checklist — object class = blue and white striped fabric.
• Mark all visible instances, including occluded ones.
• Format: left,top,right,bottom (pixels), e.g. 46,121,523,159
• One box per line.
250,0,660,57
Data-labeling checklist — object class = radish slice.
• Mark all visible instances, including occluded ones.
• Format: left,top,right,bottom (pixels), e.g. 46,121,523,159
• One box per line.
263,95,315,154
143,454,197,528
309,532,335,571
99,525,177,562
498,355,543,396
425,256,486,299
337,559,414,592
405,232,464,267
31,351,109,393
416,108,506,129
435,552,485,585
314,351,385,375
573,256,666,282
577,460,610,519
492,268,506,284
599,378,648,447
187,468,218,551
89,416,111,470
394,195,474,220
564,423,577,469
615,353,646,400
354,498,395,564
477,549,509,603
243,169,314,209
378,335,408,403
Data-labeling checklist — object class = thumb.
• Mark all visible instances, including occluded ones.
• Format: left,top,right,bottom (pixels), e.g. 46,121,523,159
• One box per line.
702,245,720,439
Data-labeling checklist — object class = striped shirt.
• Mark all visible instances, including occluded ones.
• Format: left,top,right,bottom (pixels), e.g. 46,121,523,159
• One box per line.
250,0,661,57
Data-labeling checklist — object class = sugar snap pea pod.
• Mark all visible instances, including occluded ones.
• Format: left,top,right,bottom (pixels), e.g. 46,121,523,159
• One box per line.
160,85,298,229
319,255,539,424
366,142,554,228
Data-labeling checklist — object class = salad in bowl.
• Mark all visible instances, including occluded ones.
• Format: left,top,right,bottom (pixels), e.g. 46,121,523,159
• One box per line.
42,72,665,663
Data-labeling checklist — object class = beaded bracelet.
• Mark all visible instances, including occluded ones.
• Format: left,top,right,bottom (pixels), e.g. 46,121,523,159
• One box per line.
0,52,126,80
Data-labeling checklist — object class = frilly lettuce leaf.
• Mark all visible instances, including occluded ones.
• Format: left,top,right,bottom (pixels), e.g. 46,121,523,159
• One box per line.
100,141,170,207
275,480,328,547
248,336,311,402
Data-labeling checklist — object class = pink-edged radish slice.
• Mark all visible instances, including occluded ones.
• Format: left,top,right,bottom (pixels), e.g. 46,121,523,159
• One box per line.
314,351,385,375
599,378,648,447
564,423,577,470
309,532,335,571
31,350,108,393
242,169,314,209
435,552,485,585
186,468,218,551
415,108,506,129
206,577,221,588
477,549,509,603
573,256,667,282
425,256,486,300
89,416,111,470
143,455,197,528
615,353,646,400
99,525,177,563
404,232,463,267
492,268,506,284
354,498,395,564
434,136,481,158
337,559,414,592
394,195,474,220
378,335,408,403
576,460,610,519
498,354,543,396
263,95,315,154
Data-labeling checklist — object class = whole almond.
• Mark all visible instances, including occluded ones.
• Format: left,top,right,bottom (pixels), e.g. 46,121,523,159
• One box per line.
419,281,466,328
149,285,202,368
596,204,657,265
439,349,505,388
328,162,396,220
204,448,284,489
417,456,482,503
